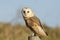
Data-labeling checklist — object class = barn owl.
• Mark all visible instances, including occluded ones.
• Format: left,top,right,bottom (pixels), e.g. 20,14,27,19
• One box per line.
21,7,48,37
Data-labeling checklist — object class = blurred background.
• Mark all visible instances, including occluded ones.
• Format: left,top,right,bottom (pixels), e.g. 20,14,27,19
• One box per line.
0,0,60,40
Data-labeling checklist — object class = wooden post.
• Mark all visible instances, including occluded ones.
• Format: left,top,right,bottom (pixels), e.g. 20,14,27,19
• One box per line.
28,36,41,40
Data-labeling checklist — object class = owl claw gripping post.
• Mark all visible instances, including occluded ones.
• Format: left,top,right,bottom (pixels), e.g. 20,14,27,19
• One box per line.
21,7,48,37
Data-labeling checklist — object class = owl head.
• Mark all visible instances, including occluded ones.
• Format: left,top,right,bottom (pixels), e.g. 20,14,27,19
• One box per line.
21,7,34,18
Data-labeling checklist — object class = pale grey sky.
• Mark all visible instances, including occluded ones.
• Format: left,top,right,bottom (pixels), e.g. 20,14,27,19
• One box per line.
0,0,60,27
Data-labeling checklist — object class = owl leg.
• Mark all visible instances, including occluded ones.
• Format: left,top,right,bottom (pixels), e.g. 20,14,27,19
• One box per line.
31,33,36,37
28,33,35,40
31,33,34,36
32,33,42,39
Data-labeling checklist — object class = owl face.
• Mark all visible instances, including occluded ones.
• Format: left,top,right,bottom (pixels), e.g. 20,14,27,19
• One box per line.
21,7,34,18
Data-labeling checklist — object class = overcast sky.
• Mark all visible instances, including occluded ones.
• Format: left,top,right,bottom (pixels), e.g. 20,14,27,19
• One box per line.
0,0,60,27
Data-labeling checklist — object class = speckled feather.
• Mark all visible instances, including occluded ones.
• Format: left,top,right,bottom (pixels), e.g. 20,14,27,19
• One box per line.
23,16,47,36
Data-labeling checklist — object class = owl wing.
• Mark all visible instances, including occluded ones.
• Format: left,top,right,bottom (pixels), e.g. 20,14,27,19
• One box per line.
29,16,47,36
30,16,43,29
24,16,47,36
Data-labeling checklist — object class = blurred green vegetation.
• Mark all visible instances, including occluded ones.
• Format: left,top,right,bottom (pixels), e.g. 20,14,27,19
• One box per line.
0,22,60,40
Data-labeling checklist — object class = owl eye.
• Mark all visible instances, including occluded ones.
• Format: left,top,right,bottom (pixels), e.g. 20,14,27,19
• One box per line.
23,11,25,13
27,11,29,13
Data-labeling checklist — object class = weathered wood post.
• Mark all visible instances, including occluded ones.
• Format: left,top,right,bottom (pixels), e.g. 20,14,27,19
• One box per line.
28,36,41,40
